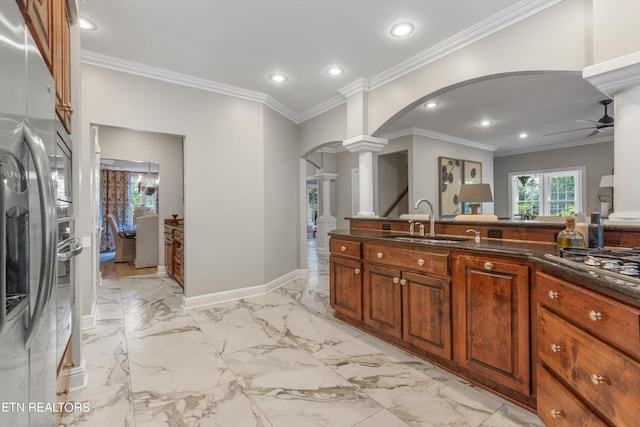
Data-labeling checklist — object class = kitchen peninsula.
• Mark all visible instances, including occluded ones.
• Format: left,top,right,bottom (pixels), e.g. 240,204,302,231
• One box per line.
330,217,640,426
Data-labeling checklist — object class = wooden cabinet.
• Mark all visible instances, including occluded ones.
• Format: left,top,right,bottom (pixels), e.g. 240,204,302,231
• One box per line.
164,222,184,287
56,338,74,425
18,0,73,133
18,0,52,67
453,255,531,397
537,272,640,426
330,239,362,321
52,0,72,133
363,242,451,357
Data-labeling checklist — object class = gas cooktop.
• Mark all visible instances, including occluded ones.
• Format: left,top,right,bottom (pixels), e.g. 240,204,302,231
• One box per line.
545,248,640,289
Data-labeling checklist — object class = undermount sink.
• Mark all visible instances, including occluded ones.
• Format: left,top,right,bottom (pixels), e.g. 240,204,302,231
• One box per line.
387,235,470,244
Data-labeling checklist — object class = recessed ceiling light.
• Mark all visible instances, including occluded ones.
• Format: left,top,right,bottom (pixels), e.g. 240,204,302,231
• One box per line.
79,17,97,31
269,74,287,83
478,120,492,127
390,22,414,38
327,67,344,76
424,102,438,109
519,132,528,138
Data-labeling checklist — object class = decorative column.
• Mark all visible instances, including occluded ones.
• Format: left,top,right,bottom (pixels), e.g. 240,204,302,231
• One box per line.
314,171,337,255
343,135,388,217
584,51,640,224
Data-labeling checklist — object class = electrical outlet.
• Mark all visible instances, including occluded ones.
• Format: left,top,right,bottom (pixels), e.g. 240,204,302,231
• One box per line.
487,229,503,238
382,223,391,231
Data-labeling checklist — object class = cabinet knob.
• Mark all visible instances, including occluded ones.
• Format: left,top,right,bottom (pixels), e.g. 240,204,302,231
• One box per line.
590,374,605,385
354,268,360,275
484,262,494,270
417,258,425,266
550,409,562,419
588,310,603,321
400,279,407,286
377,252,384,259
57,388,69,396
341,246,347,252
393,277,400,284
548,290,559,299
551,343,562,353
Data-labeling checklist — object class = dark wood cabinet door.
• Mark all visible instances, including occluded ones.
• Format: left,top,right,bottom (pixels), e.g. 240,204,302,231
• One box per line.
453,256,530,395
23,0,52,67
402,271,451,359
363,263,402,339
52,0,71,132
330,256,362,321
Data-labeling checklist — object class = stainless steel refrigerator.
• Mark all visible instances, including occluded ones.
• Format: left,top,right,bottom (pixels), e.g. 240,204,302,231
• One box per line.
1,1,59,425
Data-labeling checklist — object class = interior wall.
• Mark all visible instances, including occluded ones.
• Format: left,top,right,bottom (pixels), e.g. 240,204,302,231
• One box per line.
335,150,358,230
411,134,495,217
98,126,184,266
377,151,409,217
81,64,267,298
593,0,640,63
298,103,347,157
493,140,614,218
263,106,299,282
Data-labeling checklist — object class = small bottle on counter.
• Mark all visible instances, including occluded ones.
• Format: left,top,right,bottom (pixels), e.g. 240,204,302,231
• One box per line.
556,216,586,249
588,212,604,248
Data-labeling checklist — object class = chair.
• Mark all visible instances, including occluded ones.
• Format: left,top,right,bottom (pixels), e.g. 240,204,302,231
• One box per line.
135,212,159,268
107,214,136,263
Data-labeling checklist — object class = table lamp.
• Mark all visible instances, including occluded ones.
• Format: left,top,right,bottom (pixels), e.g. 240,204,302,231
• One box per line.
458,183,493,215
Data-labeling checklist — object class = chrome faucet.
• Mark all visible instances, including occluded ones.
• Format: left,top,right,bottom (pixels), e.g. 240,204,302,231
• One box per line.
409,221,425,236
414,198,435,236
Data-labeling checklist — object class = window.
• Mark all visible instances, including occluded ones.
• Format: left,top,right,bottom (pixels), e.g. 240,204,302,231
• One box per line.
509,168,584,219
127,172,158,225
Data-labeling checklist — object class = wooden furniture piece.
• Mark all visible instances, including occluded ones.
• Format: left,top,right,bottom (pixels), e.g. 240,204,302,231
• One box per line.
329,238,363,321
164,220,184,287
17,0,74,133
56,339,74,425
537,272,640,426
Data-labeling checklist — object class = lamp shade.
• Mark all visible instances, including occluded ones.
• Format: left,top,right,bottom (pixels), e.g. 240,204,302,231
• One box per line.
458,184,493,203
599,175,615,188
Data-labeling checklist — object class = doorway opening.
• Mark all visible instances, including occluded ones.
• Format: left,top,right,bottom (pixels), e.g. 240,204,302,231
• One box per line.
377,150,409,217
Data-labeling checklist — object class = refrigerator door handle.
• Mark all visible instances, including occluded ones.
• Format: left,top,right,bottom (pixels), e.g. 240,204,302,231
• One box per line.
23,124,57,349
57,238,83,262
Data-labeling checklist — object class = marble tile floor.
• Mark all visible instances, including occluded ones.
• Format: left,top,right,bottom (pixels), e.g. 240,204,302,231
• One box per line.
61,265,544,426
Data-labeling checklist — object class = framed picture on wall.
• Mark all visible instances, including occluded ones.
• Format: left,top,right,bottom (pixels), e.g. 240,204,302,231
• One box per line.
462,160,483,214
438,157,462,216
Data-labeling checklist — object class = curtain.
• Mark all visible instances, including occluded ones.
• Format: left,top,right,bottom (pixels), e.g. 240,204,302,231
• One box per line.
100,170,131,252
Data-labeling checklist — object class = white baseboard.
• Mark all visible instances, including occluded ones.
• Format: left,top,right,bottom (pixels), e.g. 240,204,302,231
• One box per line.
68,358,89,391
183,269,307,310
82,301,97,330
157,265,167,274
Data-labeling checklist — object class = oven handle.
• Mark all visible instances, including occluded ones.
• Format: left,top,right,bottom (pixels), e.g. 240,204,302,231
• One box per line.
23,124,57,349
58,238,83,262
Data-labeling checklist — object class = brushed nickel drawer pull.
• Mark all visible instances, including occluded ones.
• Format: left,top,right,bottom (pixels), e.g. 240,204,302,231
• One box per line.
57,388,69,396
484,262,494,270
548,290,559,299
377,252,384,259
550,409,562,419
417,259,426,266
393,277,400,284
341,246,347,252
588,310,603,321
590,374,605,385
400,279,407,286
551,343,562,353
354,268,360,275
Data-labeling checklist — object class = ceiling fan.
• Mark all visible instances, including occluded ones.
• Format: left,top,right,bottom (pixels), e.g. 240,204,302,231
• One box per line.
544,99,614,138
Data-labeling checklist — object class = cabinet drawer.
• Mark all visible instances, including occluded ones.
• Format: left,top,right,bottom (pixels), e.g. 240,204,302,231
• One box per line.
364,243,449,276
537,366,605,427
330,239,362,259
538,308,640,427
537,272,640,356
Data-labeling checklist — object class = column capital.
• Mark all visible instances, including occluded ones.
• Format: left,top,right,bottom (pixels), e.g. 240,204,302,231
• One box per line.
583,51,640,96
343,135,388,153
314,172,337,181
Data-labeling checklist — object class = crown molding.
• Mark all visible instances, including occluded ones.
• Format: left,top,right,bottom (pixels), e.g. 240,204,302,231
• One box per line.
382,127,497,152
81,50,300,123
338,78,370,98
298,94,347,123
583,50,640,97
367,0,563,91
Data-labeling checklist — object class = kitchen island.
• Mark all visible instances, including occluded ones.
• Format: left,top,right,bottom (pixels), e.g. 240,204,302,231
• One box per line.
329,219,640,426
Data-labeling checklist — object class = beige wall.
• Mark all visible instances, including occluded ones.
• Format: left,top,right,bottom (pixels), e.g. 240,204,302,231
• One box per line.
593,0,640,63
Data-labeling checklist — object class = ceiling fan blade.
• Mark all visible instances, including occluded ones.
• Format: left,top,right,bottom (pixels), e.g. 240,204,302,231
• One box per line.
585,129,600,138
575,119,600,125
543,127,596,137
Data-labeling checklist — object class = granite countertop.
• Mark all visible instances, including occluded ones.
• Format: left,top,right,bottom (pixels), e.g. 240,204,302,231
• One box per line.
330,228,640,307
